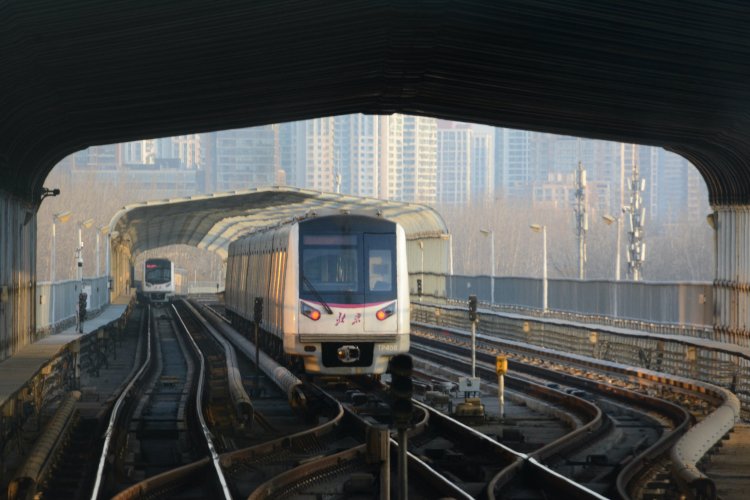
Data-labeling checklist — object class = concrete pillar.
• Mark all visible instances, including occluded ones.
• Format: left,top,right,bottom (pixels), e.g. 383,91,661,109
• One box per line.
713,206,750,346
0,191,37,361
109,241,133,301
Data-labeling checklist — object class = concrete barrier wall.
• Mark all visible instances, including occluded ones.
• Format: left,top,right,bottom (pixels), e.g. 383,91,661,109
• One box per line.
416,274,713,327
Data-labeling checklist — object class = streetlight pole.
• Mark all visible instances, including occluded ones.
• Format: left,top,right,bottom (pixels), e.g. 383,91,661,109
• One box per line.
77,218,94,283
480,229,495,305
96,231,101,277
602,214,622,317
107,231,118,298
51,211,72,328
602,214,622,281
97,225,109,278
529,224,547,312
419,240,424,302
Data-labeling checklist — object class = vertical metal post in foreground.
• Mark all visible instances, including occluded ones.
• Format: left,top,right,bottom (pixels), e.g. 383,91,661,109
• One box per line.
471,322,477,379
398,428,407,500
575,161,588,280
496,355,507,419
468,295,478,378
366,426,390,500
254,297,263,388
390,354,413,500
528,225,548,311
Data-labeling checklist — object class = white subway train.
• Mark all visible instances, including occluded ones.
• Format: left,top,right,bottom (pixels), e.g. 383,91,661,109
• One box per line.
224,213,410,375
142,258,175,303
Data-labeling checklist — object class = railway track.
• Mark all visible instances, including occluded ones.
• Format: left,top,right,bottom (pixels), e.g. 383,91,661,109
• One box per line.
187,298,606,498
92,304,231,499
8,305,147,500
24,295,726,499
410,323,715,499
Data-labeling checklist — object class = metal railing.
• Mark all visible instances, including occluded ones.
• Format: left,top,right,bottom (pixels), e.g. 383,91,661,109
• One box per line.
36,277,110,334
410,273,713,335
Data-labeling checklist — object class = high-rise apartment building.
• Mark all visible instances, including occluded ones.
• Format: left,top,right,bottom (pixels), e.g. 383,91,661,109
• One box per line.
302,118,336,192
437,124,473,204
655,150,709,224
495,128,531,199
74,144,119,170
206,126,278,191
401,116,437,203
335,114,407,200
383,114,404,200
472,133,494,202
172,134,203,169
336,114,385,198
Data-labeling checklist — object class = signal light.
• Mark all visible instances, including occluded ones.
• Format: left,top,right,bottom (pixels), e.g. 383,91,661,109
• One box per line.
468,294,478,322
376,303,395,321
389,354,413,429
301,302,321,321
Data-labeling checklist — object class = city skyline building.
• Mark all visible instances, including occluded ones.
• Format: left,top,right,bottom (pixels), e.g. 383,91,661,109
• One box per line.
62,115,709,228
401,115,438,204
206,126,278,192
495,127,531,199
335,114,385,198
437,125,473,204
471,132,494,201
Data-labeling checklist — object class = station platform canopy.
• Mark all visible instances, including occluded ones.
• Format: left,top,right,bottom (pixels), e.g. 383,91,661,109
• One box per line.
108,186,449,259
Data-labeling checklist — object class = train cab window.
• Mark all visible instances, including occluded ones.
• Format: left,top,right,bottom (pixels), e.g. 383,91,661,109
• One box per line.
365,234,396,298
301,235,360,293
368,250,392,292
145,260,171,285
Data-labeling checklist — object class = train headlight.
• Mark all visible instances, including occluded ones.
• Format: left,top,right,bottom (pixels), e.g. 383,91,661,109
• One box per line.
301,302,321,321
376,303,395,321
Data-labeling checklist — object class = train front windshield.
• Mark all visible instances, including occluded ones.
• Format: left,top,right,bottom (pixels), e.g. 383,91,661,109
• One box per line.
145,260,171,285
300,233,396,303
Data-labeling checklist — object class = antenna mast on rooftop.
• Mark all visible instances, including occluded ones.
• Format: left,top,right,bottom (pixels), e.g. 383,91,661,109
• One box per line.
626,145,646,281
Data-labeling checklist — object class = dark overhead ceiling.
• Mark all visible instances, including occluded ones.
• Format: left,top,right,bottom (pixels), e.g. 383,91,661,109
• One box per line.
3,0,750,206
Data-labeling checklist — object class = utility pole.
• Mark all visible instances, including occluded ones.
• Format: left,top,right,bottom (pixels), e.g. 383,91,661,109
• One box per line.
574,161,588,280
626,145,646,281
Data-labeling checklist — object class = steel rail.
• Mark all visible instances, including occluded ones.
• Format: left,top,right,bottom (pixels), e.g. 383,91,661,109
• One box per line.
112,458,210,500
246,445,367,500
198,302,307,409
413,320,731,499
90,306,153,500
114,317,331,499
171,303,232,500
180,299,254,425
410,340,604,459
221,395,344,464
412,375,607,500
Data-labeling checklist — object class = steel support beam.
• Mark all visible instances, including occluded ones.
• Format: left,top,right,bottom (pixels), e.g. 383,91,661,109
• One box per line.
0,191,37,361
713,207,750,346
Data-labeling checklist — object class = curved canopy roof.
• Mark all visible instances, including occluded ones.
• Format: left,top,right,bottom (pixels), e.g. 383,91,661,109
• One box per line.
3,1,750,205
109,186,448,259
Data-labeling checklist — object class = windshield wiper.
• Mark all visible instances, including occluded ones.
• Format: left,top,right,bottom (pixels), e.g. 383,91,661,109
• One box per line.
302,275,333,314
